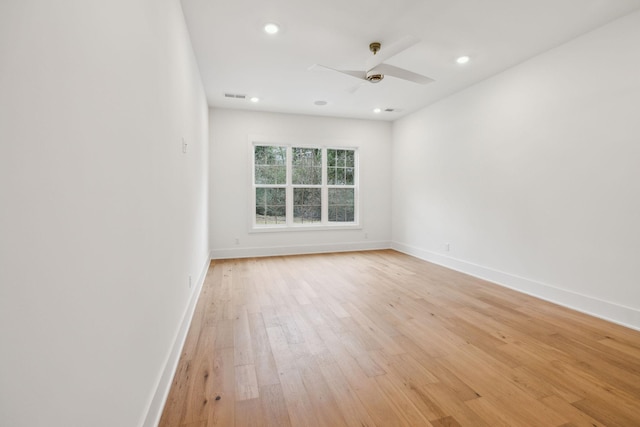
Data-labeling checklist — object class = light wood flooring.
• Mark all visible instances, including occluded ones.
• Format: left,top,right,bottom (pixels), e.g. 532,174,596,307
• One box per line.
159,250,640,426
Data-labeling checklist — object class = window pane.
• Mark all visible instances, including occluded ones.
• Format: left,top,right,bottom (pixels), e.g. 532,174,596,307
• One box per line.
327,149,335,167
255,146,287,184
292,147,321,185
346,150,354,167
345,167,354,185
293,188,321,224
255,165,286,185
255,146,286,165
255,188,287,225
328,188,354,222
326,149,355,186
327,167,336,185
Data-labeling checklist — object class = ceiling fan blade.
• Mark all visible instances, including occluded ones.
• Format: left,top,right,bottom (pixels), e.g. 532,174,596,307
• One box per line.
366,35,420,71
312,64,367,81
372,63,434,85
346,82,366,94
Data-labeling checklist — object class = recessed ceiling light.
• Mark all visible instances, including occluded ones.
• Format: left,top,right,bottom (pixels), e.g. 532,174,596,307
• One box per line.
373,108,382,114
250,97,260,103
314,100,328,106
456,55,470,64
264,23,280,34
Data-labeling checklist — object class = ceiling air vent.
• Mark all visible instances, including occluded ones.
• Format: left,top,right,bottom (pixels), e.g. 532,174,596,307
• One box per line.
385,108,395,112
224,93,246,99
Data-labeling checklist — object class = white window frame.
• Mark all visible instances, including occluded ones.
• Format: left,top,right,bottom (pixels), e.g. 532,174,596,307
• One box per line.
250,140,360,232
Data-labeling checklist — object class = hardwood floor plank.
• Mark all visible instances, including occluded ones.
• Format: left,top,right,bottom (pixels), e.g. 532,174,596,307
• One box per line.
543,333,640,395
430,416,462,427
351,377,413,427
247,313,280,387
234,364,259,401
426,360,483,403
213,319,234,349
374,373,435,426
541,395,605,427
234,305,255,366
465,396,529,426
181,327,217,424
572,397,640,426
420,383,490,427
234,398,264,427
204,347,235,426
159,251,640,426
315,325,372,391
369,351,438,386
598,335,640,359
259,384,292,427
318,362,377,427
438,344,568,425
278,369,319,427
298,359,349,426
514,363,584,403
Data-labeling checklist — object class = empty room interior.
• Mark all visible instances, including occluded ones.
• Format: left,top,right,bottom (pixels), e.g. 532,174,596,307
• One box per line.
3,0,640,426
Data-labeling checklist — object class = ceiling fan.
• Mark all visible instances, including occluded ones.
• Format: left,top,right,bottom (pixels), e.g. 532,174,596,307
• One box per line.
314,36,434,87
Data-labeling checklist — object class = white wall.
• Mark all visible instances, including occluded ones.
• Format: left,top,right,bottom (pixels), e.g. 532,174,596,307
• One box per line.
392,10,640,329
0,1,209,426
209,109,392,258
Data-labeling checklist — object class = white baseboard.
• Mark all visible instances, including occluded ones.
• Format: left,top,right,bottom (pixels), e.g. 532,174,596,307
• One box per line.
141,256,211,427
392,242,640,332
210,240,391,259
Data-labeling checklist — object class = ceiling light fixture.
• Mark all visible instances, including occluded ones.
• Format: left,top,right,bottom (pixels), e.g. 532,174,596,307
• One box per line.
264,23,280,34
250,97,260,103
373,108,382,114
456,55,470,64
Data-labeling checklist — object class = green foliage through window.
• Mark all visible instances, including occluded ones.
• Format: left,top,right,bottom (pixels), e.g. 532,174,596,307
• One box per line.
327,149,355,185
292,148,321,185
255,188,286,224
254,146,286,184
328,188,355,222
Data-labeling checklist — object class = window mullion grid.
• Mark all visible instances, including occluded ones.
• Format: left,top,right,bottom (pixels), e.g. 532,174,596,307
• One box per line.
252,144,357,229
320,147,329,225
252,146,257,227
285,146,293,227
353,149,359,225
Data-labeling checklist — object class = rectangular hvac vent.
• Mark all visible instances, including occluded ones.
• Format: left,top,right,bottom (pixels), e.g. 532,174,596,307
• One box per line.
385,108,395,112
224,93,246,99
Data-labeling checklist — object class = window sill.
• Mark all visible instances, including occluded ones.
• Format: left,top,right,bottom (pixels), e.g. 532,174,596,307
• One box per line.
250,223,362,233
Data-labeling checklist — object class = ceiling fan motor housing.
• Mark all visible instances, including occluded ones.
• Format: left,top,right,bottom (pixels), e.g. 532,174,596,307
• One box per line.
367,42,383,82
366,70,384,83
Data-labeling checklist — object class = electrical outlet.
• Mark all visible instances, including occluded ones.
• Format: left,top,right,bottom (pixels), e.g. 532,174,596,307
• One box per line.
189,275,192,288
364,232,369,239
235,237,240,245
444,243,450,252
182,137,188,154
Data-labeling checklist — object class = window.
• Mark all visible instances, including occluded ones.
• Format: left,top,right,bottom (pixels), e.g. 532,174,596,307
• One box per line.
252,143,358,229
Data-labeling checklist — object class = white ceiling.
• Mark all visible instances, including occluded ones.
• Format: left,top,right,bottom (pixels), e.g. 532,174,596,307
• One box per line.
180,0,640,121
